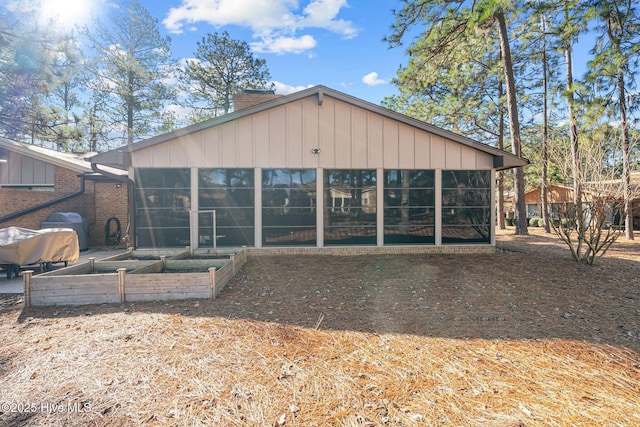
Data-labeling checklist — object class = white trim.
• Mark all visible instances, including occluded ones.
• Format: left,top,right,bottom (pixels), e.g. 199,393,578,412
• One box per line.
435,169,442,245
376,168,384,246
254,167,262,248
316,168,324,248
491,169,496,246
190,168,199,250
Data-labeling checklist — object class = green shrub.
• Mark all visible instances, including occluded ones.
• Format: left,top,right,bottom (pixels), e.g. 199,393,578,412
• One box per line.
505,218,514,226
537,218,546,227
529,217,540,227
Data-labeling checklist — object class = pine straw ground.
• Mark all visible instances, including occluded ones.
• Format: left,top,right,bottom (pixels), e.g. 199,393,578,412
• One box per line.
1,228,639,427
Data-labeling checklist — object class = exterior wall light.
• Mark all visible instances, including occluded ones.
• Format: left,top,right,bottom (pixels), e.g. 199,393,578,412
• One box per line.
311,148,321,154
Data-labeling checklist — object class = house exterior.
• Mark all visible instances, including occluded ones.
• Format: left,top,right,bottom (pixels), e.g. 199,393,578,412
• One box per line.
505,176,640,228
0,137,129,246
90,86,528,251
504,183,575,219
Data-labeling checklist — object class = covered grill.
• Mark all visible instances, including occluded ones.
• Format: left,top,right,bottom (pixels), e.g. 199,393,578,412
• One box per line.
41,212,89,251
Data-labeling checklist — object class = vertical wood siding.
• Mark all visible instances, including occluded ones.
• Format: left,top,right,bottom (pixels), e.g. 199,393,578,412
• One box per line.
130,95,493,170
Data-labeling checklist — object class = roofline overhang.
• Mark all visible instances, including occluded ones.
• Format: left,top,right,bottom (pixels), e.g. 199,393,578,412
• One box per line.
0,137,93,173
89,85,529,171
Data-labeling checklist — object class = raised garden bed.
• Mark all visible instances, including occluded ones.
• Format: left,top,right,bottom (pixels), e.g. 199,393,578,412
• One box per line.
24,247,246,307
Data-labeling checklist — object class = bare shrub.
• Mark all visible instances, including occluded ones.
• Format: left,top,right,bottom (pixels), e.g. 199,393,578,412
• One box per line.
548,122,636,264
550,199,623,264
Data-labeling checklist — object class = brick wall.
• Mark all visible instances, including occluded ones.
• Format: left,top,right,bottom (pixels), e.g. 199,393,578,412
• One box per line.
92,181,129,247
0,165,129,248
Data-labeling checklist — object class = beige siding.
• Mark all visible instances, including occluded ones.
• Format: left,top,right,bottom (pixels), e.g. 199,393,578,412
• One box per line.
398,124,415,169
221,122,237,167
383,119,399,168
3,152,55,185
334,100,351,168
319,98,336,168
367,114,384,165
237,117,253,167
286,104,303,165
414,132,430,168
167,138,187,166
461,146,477,169
476,151,493,169
431,135,446,169
202,127,220,168
130,94,494,171
253,113,270,167
445,140,462,169
269,108,287,166
301,98,319,168
351,107,368,169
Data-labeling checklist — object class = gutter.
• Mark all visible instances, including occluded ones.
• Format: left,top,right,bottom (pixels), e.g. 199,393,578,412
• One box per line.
90,163,136,248
0,173,86,224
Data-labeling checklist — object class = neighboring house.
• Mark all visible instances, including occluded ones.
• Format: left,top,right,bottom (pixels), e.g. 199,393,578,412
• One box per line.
504,183,575,219
505,175,640,228
0,137,130,246
90,85,528,250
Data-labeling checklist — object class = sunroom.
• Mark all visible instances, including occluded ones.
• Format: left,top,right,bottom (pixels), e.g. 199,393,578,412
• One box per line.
90,86,527,251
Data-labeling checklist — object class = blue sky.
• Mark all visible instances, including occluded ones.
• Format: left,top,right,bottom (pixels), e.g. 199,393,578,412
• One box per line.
28,0,407,104
143,0,409,104
29,0,601,106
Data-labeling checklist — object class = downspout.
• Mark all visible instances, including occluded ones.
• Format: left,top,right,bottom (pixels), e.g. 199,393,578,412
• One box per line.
91,163,136,248
0,173,86,224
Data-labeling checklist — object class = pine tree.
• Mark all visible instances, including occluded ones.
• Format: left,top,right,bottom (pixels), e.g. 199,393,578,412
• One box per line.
180,31,273,121
83,0,176,147
586,0,639,239
387,0,529,234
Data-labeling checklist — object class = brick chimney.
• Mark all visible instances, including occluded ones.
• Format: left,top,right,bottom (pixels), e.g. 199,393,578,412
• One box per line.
232,89,282,111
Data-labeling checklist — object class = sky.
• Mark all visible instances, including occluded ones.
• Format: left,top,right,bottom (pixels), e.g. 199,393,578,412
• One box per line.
36,0,412,105
147,0,410,104
29,0,606,108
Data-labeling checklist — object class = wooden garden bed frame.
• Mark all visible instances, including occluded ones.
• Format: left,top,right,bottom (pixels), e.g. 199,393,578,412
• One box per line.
23,247,246,307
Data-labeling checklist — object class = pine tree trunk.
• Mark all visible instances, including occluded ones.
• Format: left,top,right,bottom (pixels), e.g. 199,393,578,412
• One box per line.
565,39,581,206
618,71,634,240
497,78,506,230
495,11,527,235
541,16,551,233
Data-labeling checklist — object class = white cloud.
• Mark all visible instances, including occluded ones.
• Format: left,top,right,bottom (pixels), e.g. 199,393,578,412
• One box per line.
251,35,317,55
162,0,358,55
362,72,387,86
299,0,358,39
272,81,314,95
163,0,296,34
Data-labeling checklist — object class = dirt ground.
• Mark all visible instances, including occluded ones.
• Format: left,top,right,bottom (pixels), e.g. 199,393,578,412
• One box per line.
1,227,638,426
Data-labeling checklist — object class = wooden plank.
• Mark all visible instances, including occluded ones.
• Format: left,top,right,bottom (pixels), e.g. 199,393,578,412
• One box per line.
31,274,118,290
36,264,93,277
132,249,186,259
126,292,210,302
129,261,164,274
164,259,227,271
29,273,120,306
127,273,208,287
94,260,158,272
28,247,245,306
214,262,235,295
30,294,121,306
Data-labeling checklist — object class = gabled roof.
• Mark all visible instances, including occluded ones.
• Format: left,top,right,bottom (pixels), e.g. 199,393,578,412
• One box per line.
0,137,94,173
0,137,126,176
89,85,529,171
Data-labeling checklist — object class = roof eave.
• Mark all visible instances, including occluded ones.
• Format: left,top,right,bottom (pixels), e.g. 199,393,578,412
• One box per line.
88,148,131,170
89,85,529,170
0,137,93,172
